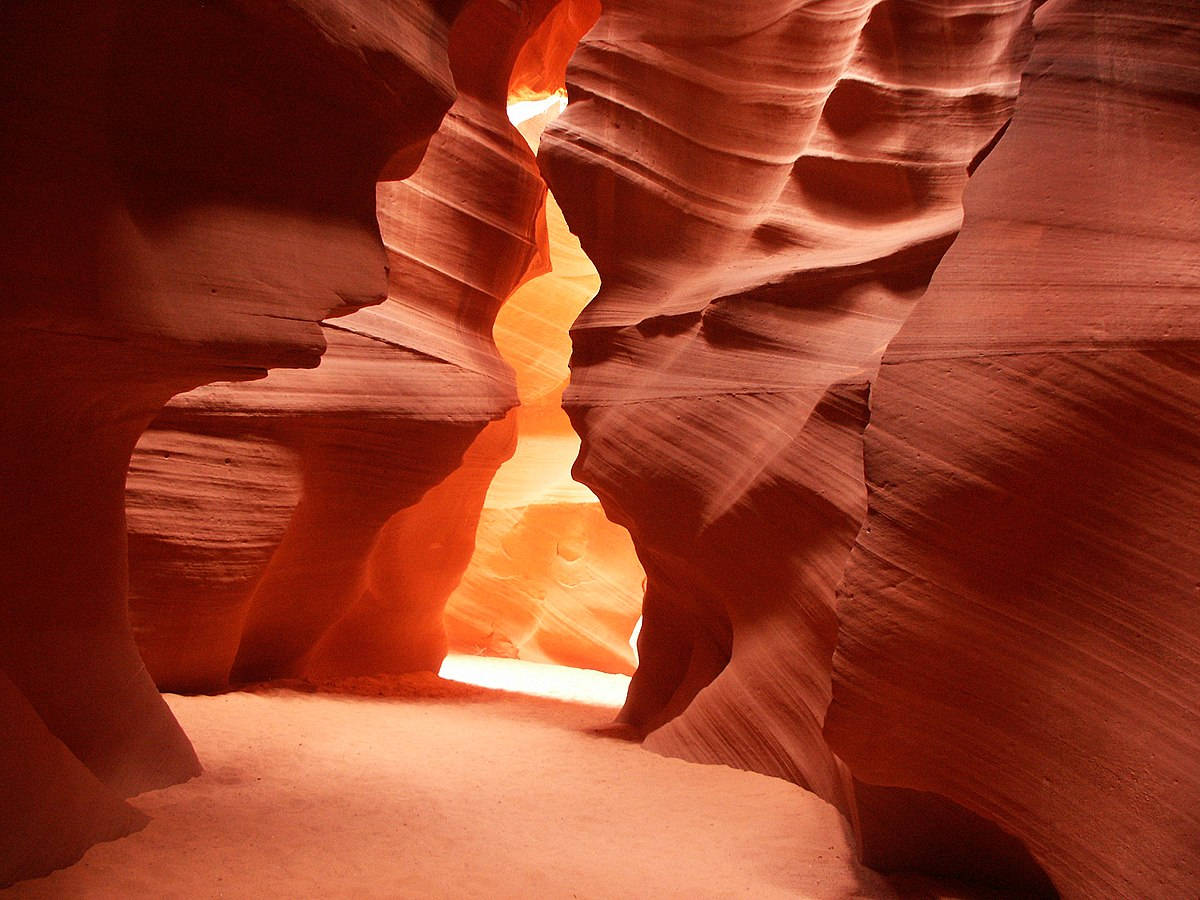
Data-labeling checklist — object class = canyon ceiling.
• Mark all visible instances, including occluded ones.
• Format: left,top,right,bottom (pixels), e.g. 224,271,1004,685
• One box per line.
1,0,1196,896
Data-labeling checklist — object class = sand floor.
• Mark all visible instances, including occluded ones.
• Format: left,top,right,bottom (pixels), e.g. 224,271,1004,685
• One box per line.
4,665,1003,899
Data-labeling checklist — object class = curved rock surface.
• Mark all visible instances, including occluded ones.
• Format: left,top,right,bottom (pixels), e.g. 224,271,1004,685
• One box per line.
825,2,1200,896
443,191,645,674
5,0,1195,894
126,0,591,691
1,0,464,884
541,0,1037,832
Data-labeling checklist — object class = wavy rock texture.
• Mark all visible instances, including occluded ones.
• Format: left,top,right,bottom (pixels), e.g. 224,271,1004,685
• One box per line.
824,1,1200,896
541,0,1037,828
126,0,599,690
443,190,645,674
0,0,463,884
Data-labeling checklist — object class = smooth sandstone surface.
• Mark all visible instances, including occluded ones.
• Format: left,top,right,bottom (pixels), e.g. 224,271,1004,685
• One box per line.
1,0,464,884
2,0,1196,895
825,2,1200,896
543,0,1199,894
125,0,592,691
0,678,1019,900
0,672,148,888
443,190,645,674
540,0,1038,852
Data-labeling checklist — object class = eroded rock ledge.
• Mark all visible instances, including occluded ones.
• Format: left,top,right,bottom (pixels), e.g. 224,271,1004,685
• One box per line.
540,0,1034,843
2,0,1196,895
0,0,536,885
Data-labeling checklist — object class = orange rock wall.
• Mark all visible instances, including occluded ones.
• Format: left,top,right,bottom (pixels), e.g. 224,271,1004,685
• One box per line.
443,191,644,673
4,1,1196,895
2,0,477,888
125,0,593,691
543,0,1199,896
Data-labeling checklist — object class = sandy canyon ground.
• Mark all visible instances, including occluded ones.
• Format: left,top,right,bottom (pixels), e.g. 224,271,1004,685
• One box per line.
4,661,1023,899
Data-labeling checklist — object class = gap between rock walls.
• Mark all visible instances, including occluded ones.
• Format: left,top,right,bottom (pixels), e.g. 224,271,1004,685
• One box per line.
439,84,647,696
4,2,1197,897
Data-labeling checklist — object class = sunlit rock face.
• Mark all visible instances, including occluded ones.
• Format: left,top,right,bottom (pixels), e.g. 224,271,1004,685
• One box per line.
824,1,1200,897
125,0,592,690
443,190,645,674
544,0,1199,894
541,0,1037,838
1,0,464,884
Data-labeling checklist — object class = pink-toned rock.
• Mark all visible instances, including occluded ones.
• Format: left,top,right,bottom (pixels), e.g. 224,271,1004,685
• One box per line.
541,0,1037,840
443,192,644,675
127,429,305,693
4,0,1194,894
0,672,148,888
1,0,462,884
825,2,1200,896
303,416,518,678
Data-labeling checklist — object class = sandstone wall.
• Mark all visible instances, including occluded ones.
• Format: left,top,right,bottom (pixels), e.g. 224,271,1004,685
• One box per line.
125,0,597,691
541,0,1036,837
542,0,1199,894
0,0,464,883
442,188,645,674
825,1,1200,895
4,1,1196,894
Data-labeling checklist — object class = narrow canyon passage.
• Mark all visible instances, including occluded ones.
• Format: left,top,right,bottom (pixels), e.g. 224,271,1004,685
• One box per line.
440,94,646,679
2,1,1195,895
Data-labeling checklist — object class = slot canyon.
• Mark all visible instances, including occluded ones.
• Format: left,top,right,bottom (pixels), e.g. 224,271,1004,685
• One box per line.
0,0,1196,897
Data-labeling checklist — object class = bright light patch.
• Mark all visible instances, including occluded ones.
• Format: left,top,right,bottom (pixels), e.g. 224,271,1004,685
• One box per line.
439,654,630,707
507,92,568,127
441,89,644,687
507,92,568,151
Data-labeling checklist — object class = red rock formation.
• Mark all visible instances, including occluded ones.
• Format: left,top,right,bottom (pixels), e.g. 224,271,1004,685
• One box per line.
509,0,600,100
126,0,600,690
541,0,1036,823
824,1,1200,896
6,0,1192,893
0,0,463,884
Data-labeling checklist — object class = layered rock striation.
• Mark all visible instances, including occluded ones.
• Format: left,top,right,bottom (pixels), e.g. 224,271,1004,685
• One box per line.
544,0,1198,895
4,0,1196,894
0,0,466,884
542,0,1036,825
443,189,645,674
824,1,1200,896
125,0,598,691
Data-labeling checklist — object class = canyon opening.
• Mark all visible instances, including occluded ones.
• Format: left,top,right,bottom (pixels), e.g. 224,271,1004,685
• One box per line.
1,1,1197,899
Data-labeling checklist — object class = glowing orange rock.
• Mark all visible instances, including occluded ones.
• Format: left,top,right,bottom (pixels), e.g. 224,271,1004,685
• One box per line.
443,193,645,674
303,416,519,678
125,0,600,690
